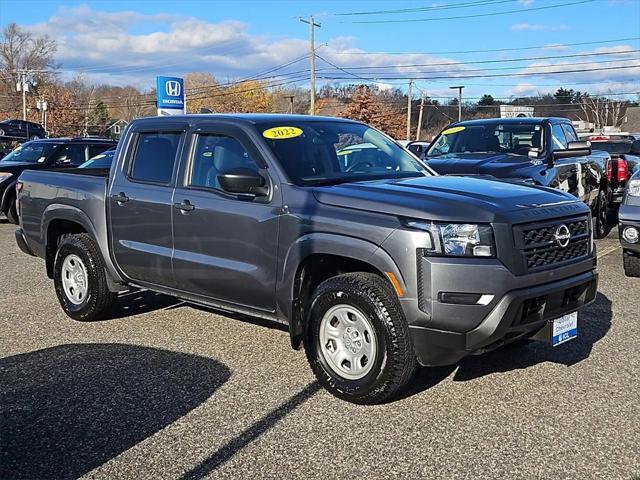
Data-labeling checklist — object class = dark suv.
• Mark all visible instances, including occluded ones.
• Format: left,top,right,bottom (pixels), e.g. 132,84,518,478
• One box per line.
0,137,116,223
0,119,47,142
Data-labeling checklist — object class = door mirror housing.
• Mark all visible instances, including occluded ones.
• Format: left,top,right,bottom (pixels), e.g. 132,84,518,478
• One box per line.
217,168,268,197
630,139,640,156
553,141,592,161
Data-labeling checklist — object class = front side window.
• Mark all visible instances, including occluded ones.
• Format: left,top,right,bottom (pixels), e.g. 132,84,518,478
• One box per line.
258,121,428,186
551,124,568,151
129,132,181,184
54,144,88,165
427,123,544,157
562,124,579,143
190,134,258,190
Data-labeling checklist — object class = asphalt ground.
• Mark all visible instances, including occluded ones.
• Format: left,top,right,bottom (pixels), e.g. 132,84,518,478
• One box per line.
0,220,638,480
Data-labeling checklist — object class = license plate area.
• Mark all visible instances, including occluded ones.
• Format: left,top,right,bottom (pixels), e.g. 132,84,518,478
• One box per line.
552,312,578,346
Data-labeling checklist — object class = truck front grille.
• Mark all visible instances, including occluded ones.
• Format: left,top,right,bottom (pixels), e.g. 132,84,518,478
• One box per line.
514,216,591,272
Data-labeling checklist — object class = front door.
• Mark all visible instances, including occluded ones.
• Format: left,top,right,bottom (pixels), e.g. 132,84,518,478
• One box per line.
171,125,280,311
108,125,186,287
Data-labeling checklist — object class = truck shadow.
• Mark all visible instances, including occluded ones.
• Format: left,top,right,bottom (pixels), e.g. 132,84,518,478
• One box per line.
0,343,231,480
405,292,613,393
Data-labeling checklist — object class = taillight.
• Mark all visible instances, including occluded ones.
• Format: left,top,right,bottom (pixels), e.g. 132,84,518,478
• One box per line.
607,161,612,181
617,157,628,183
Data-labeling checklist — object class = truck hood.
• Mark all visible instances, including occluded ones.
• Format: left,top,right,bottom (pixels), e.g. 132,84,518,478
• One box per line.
313,175,586,223
426,152,541,177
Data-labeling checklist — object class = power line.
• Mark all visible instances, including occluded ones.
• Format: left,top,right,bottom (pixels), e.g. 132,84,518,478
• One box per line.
348,0,598,24
332,37,640,56
335,0,519,16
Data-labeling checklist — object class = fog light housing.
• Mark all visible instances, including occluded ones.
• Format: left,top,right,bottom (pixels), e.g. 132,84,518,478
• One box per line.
622,226,639,244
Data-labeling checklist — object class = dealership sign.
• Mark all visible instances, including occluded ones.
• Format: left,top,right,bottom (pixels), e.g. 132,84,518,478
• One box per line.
156,76,185,116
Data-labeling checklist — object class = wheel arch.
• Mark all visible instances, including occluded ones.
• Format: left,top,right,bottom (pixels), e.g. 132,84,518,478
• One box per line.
279,233,406,350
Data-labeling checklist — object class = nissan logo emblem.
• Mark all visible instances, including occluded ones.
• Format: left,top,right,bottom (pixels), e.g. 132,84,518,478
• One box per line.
554,224,571,247
165,80,181,97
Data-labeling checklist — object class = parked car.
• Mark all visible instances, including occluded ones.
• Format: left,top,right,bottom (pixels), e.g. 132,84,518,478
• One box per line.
425,118,612,238
0,119,47,141
619,169,640,277
0,137,116,223
79,148,116,169
586,136,640,205
15,114,598,404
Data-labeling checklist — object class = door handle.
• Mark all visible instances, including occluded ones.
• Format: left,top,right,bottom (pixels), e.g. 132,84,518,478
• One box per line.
112,192,129,204
174,200,195,212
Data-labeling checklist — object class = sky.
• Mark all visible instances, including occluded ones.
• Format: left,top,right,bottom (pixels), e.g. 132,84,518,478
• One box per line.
1,0,639,101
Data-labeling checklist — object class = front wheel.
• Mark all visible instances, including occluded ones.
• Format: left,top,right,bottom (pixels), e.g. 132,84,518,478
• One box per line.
4,196,18,224
53,233,116,321
304,273,416,404
593,189,610,239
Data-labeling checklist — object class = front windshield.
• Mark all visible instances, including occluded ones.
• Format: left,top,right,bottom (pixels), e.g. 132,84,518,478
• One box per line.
258,121,431,185
427,123,544,157
80,149,115,168
591,141,632,155
0,142,59,164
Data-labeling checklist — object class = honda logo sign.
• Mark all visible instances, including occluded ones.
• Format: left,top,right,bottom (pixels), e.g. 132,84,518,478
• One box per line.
156,76,185,115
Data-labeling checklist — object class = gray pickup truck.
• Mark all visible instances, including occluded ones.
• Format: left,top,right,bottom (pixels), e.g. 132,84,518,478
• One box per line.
619,169,640,277
15,114,598,404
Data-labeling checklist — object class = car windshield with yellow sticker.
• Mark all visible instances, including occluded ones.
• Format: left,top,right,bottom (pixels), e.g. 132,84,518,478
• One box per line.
258,120,432,186
427,123,544,157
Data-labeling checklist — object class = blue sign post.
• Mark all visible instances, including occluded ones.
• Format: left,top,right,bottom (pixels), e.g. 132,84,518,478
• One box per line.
156,76,185,116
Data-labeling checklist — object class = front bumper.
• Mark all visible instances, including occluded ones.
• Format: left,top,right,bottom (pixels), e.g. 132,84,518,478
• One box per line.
619,206,640,253
409,269,598,366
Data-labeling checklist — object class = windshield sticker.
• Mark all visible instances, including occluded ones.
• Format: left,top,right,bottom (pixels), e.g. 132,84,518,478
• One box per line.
441,126,465,135
92,154,106,159
263,126,303,140
202,151,213,157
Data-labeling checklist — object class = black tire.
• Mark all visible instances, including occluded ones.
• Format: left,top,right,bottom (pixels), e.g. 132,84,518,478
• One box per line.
0,128,4,137
4,196,18,224
623,250,640,277
304,272,416,405
53,233,116,321
593,189,610,239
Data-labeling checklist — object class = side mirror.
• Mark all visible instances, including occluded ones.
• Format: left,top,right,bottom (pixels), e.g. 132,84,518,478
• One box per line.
553,141,592,160
630,140,640,156
217,168,268,197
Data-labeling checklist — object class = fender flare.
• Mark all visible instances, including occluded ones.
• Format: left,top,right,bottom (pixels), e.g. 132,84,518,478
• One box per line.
41,204,124,287
278,232,406,349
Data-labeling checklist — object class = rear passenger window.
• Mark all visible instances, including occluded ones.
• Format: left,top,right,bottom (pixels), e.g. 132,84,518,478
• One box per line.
129,132,181,184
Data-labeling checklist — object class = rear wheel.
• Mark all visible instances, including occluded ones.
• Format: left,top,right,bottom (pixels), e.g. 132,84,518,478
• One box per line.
593,189,610,239
304,272,416,404
0,128,5,137
53,233,116,321
623,250,640,277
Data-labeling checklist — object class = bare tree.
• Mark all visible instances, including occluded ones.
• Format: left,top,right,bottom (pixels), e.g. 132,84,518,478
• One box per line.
0,23,57,113
577,95,629,130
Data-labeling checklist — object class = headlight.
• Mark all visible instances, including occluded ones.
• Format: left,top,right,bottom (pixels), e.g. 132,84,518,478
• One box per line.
0,172,12,183
405,221,495,257
628,178,640,197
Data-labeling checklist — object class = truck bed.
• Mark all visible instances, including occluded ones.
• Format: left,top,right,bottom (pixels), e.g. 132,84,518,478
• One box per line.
18,169,110,260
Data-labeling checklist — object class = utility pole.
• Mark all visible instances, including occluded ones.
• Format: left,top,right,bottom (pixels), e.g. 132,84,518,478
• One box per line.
416,92,425,141
16,72,30,120
299,16,321,115
406,80,413,141
450,85,464,122
283,95,295,113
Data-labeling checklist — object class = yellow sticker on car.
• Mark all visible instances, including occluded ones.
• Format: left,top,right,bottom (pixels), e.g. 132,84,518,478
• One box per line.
441,126,465,135
202,151,213,157
93,154,106,159
262,126,303,140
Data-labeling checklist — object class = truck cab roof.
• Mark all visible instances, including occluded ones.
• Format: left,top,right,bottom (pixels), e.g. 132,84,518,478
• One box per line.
449,117,572,127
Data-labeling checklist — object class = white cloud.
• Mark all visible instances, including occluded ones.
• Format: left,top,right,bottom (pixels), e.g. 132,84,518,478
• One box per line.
511,23,569,31
518,0,534,5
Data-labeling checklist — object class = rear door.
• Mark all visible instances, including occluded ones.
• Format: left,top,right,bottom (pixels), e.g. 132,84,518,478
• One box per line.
108,121,188,287
550,122,585,202
171,123,281,311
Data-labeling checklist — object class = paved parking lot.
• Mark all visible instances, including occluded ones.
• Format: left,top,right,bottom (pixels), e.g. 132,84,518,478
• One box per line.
1,220,638,480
